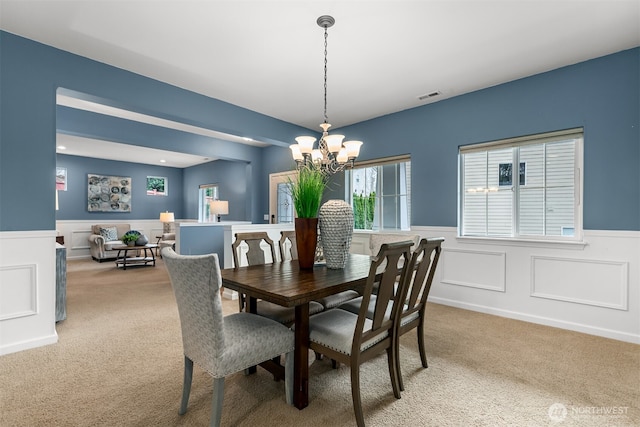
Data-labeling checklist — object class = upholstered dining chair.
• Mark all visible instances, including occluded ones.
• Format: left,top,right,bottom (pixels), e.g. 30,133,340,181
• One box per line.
161,248,295,427
232,232,323,324
306,241,414,427
394,237,444,391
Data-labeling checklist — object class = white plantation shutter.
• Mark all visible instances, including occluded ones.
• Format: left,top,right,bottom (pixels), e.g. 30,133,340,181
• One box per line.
460,129,582,240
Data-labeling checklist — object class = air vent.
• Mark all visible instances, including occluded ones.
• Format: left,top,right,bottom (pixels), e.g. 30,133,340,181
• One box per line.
418,91,441,101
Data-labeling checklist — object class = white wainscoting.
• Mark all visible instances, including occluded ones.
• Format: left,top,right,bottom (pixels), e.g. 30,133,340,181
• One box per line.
530,256,628,310
0,263,38,320
441,249,506,292
56,220,166,259
408,227,639,344
0,230,58,356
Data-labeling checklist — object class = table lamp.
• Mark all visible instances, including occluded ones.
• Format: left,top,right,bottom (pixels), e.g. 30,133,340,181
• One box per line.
159,211,175,233
210,200,229,222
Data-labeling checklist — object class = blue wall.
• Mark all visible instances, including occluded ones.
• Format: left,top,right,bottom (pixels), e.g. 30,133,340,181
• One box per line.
55,154,184,220
0,31,310,231
182,160,250,221
1,30,638,232
283,48,638,231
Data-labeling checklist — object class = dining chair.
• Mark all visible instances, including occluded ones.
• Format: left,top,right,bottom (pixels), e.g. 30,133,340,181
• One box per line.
161,248,295,427
278,230,298,261
337,233,420,316
306,241,414,427
281,230,359,310
233,232,323,324
394,237,444,391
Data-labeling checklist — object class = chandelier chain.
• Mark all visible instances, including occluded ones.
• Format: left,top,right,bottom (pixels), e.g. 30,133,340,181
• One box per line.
323,25,328,125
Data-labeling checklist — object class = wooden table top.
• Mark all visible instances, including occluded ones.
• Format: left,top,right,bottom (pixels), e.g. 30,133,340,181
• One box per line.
221,253,372,307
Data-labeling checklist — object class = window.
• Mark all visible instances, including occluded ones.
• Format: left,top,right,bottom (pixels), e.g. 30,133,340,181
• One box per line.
346,155,411,230
269,170,297,224
198,184,219,222
459,129,583,240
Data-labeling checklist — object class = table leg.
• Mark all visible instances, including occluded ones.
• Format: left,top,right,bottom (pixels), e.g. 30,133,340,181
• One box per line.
246,297,258,375
293,303,309,409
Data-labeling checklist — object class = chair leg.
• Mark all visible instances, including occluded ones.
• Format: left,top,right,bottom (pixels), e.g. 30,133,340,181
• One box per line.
350,364,365,427
418,321,428,368
210,377,225,427
386,346,401,399
395,335,405,392
179,356,194,415
285,351,294,405
332,359,339,369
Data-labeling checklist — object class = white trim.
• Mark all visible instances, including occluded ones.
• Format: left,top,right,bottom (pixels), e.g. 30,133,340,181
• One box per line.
428,297,639,344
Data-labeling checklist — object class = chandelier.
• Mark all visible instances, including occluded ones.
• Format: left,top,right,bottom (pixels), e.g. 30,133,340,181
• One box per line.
290,15,363,174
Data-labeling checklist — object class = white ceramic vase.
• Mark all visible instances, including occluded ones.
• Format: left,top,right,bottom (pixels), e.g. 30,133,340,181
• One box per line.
319,200,354,269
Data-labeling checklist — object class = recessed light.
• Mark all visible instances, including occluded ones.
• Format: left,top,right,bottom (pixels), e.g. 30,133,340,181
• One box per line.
57,145,66,150
242,137,253,142
160,159,166,163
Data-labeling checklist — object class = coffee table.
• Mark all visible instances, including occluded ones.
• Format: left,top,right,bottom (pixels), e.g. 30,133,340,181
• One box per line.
113,244,158,270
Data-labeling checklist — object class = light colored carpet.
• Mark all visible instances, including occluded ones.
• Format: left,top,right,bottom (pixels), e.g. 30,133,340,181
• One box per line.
0,258,638,426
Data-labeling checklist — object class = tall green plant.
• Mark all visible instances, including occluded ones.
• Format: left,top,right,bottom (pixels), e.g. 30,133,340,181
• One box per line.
353,191,376,229
288,163,327,218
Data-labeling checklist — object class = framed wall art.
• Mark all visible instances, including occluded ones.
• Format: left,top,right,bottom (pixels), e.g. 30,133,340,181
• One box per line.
56,167,67,191
88,174,132,212
146,176,168,196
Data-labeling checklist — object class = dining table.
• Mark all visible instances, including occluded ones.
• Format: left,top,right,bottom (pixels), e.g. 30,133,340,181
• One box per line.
220,253,373,410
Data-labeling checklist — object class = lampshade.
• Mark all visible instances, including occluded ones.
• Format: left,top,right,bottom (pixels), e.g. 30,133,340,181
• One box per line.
159,212,174,223
210,200,229,222
210,200,229,215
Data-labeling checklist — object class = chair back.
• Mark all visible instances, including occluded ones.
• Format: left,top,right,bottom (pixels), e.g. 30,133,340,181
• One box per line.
369,233,420,256
353,241,413,354
279,230,298,261
162,248,225,371
232,232,276,267
399,238,444,322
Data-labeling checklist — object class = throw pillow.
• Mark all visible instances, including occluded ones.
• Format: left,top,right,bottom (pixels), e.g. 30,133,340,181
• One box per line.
99,227,118,242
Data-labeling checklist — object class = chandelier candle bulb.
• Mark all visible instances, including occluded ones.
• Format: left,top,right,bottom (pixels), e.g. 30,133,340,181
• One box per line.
290,144,303,161
324,134,345,152
344,140,363,159
337,148,348,164
311,150,323,164
295,136,316,154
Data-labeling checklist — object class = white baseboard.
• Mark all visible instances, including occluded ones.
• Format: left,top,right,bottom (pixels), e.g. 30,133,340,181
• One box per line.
0,333,58,356
429,296,640,344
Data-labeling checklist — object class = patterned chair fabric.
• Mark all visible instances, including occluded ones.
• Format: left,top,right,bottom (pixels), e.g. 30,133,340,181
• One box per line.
306,241,414,427
162,248,295,427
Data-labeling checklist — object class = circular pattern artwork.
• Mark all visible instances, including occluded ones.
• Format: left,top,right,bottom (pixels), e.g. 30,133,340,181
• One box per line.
87,174,132,212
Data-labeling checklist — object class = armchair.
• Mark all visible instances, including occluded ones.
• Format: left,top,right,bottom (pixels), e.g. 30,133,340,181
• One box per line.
88,223,131,262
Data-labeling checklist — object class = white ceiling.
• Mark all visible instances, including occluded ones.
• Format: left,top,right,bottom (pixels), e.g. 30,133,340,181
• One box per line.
2,0,639,166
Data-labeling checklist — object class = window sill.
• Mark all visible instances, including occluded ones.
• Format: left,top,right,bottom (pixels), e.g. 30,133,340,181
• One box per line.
456,235,588,250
